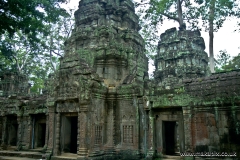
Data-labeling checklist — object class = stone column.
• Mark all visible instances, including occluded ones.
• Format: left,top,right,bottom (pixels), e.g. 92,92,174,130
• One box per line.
182,106,193,152
0,116,7,149
46,106,55,156
21,115,29,150
147,110,155,159
78,105,88,158
44,114,49,149
17,115,22,150
53,113,60,155
104,96,116,157
106,100,115,147
27,115,32,149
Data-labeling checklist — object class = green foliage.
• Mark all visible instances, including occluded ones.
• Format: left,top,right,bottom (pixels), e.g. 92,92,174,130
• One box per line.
196,0,236,32
215,50,231,69
0,0,68,37
223,53,240,70
215,50,240,72
0,7,74,94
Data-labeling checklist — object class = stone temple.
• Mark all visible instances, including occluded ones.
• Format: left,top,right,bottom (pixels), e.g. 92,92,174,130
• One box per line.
0,0,240,160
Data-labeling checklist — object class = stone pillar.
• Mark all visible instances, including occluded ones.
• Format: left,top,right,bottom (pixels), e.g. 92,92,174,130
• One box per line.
106,100,115,147
103,93,117,160
21,115,30,150
46,106,55,155
0,116,7,149
53,113,60,155
17,115,22,150
45,114,49,149
147,110,155,159
78,104,88,158
27,115,32,149
182,106,193,152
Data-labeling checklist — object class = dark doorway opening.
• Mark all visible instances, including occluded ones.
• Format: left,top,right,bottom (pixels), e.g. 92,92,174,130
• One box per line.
37,123,46,147
163,121,176,155
61,115,78,154
70,116,78,153
32,114,46,149
7,115,18,146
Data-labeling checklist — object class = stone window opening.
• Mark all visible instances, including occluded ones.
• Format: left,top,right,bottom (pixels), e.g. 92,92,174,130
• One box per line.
123,125,133,144
117,67,122,80
102,67,105,74
103,67,108,78
94,125,102,145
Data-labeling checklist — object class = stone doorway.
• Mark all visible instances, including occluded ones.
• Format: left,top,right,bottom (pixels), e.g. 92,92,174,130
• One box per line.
163,121,176,155
31,114,46,149
61,114,78,154
6,115,18,146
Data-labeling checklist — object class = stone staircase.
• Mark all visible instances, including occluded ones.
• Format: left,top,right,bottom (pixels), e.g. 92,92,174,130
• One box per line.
0,150,44,160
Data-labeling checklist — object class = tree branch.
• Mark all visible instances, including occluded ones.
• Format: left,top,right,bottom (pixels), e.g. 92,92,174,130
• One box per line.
135,2,149,7
160,12,179,22
51,50,63,57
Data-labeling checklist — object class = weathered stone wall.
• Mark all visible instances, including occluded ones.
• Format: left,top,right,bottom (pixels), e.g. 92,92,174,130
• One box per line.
184,70,240,103
0,71,30,97
151,66,240,158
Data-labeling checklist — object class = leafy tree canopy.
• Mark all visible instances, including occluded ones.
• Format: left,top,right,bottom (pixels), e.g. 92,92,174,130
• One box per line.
0,0,69,58
0,5,74,94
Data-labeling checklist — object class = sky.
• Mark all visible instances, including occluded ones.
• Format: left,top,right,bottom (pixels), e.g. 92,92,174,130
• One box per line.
63,0,240,74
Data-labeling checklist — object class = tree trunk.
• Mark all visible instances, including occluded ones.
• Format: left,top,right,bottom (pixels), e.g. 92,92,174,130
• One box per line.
209,0,216,73
177,0,184,28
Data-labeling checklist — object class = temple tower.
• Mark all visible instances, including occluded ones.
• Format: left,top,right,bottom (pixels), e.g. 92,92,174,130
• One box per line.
48,0,149,159
154,27,209,88
64,0,148,87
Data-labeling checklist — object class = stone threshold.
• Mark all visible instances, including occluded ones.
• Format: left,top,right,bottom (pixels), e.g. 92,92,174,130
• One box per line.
51,153,78,160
